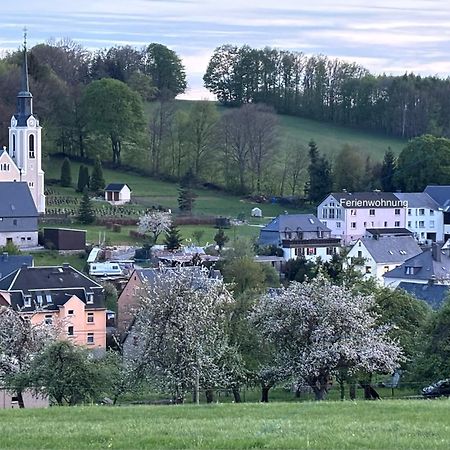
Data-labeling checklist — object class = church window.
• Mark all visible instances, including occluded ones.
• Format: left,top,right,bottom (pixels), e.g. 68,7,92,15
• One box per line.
29,135,35,158
12,135,15,157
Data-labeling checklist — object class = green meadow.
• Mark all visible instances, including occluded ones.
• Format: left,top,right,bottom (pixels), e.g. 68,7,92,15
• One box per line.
0,401,448,449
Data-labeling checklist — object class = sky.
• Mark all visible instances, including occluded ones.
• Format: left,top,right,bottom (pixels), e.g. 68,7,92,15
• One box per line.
1,0,450,99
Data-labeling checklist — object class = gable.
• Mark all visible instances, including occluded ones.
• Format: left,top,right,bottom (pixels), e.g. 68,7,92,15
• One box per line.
0,151,20,180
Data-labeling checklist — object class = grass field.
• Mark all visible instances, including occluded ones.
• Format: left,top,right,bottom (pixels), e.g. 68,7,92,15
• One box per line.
0,401,449,449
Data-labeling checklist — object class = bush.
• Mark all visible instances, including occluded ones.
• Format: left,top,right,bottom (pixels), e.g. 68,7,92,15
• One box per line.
112,224,122,233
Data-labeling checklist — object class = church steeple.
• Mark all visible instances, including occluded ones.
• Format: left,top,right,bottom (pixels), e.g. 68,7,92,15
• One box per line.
16,28,33,122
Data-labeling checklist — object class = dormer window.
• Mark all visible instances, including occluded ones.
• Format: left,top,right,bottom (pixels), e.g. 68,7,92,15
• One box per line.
29,135,35,158
405,266,414,275
24,295,31,307
46,294,52,304
86,293,94,304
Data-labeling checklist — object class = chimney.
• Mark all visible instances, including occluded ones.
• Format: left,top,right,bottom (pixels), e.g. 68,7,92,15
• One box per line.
432,242,442,262
2,252,8,261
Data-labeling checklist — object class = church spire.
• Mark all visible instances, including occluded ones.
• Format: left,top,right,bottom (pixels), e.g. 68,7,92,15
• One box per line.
16,27,33,122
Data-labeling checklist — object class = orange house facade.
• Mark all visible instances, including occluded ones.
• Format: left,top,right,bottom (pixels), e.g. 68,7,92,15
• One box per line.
0,264,106,352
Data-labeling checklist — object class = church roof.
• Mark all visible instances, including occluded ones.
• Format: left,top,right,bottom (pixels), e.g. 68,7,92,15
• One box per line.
0,182,38,217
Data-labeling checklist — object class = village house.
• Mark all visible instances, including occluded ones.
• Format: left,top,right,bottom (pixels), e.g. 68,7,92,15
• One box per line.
346,236,422,284
0,182,39,248
423,185,450,241
258,214,341,262
394,192,444,243
317,192,407,244
104,183,132,205
0,264,107,352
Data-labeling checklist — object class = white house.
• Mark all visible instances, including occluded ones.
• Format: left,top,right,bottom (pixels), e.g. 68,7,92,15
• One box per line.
347,236,422,284
251,207,262,217
104,183,132,205
317,192,407,244
394,192,444,243
258,214,341,262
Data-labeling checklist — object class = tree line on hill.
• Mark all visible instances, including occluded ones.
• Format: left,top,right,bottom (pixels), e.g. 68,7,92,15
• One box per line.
204,44,450,139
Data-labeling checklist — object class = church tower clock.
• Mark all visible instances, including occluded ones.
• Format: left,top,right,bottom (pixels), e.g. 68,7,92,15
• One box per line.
8,31,45,213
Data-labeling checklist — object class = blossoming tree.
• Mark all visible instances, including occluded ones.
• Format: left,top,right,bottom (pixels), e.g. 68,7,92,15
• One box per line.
251,277,403,400
137,210,172,245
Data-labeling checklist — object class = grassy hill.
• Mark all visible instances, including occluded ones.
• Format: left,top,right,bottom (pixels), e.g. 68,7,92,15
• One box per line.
0,401,449,449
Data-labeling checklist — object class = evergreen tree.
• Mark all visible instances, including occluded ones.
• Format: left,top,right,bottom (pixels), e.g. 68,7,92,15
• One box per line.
214,228,229,251
307,140,333,204
76,164,90,192
380,149,397,192
77,188,96,224
178,168,197,212
90,156,106,192
164,224,183,251
60,157,72,187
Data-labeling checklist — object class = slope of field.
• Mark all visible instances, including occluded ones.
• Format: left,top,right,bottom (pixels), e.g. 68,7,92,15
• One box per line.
0,401,448,449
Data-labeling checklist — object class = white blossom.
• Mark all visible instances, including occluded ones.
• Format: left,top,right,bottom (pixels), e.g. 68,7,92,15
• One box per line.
137,211,172,244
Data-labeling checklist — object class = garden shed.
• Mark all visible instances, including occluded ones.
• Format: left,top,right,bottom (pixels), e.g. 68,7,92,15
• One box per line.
43,228,86,250
105,183,132,205
251,207,262,217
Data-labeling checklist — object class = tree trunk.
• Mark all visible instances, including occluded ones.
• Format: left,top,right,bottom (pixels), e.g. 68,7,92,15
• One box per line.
261,386,270,403
232,388,241,403
349,383,356,401
205,389,214,404
17,390,25,409
339,379,345,401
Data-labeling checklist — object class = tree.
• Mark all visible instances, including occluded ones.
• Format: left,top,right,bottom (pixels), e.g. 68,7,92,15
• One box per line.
380,149,397,192
128,268,236,403
192,230,205,246
76,164,90,192
77,188,96,224
0,307,55,408
90,156,105,192
333,144,365,192
251,277,403,400
60,157,72,187
137,210,172,245
395,135,450,191
81,78,145,165
306,140,333,204
164,224,183,251
214,228,229,251
222,257,266,294
143,43,186,98
178,168,197,213
28,341,108,406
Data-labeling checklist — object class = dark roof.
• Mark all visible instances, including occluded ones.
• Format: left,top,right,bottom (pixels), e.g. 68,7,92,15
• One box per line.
366,228,414,237
384,248,450,281
0,182,37,217
398,282,449,309
424,186,450,211
105,183,130,192
0,265,104,312
394,193,440,209
360,236,422,264
0,253,33,279
327,192,400,208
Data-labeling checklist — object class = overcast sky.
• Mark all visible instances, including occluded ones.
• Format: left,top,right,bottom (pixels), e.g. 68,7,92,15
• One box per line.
1,0,450,99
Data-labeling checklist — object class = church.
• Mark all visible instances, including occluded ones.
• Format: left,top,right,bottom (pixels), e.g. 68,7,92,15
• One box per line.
0,38,45,214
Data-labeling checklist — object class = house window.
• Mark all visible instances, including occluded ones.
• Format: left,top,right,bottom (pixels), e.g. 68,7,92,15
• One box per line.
68,326,74,336
407,208,412,215
29,135,35,158
13,219,17,226
87,333,94,345
336,209,342,219
430,210,434,216
87,312,94,323
307,248,316,255
350,222,356,229
336,222,341,228
365,266,372,274
44,314,52,325
322,209,328,219
326,247,335,255
68,309,74,315
369,209,375,216
357,251,363,258
407,221,412,228
86,293,94,304
24,296,31,307
45,294,52,304
384,221,388,227
395,209,401,215
350,209,357,216
430,221,435,228
395,221,400,227
418,221,425,228
405,266,414,275
329,209,335,219
383,266,390,272
418,209,425,216
36,294,43,306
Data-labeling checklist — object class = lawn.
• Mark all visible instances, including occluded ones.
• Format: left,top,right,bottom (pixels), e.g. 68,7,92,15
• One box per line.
0,401,449,449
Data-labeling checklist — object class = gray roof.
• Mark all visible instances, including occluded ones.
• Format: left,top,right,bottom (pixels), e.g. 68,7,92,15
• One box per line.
0,253,33,279
424,186,450,211
327,192,400,208
105,183,130,192
384,248,450,281
366,228,413,237
397,282,449,310
0,182,38,217
394,192,440,209
261,214,330,233
361,236,422,264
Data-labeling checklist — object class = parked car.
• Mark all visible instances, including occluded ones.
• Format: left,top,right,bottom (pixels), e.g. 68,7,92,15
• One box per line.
421,379,450,398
